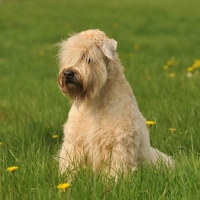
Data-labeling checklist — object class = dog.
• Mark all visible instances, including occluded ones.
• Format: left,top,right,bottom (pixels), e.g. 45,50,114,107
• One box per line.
57,29,173,177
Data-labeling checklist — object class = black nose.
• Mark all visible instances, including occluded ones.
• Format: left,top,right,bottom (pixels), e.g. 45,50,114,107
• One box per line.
64,70,75,80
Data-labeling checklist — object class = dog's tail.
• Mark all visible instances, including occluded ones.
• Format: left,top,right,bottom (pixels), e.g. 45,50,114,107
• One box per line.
149,147,174,168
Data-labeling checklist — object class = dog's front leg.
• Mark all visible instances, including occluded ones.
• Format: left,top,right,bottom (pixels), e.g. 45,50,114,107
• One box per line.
58,142,76,175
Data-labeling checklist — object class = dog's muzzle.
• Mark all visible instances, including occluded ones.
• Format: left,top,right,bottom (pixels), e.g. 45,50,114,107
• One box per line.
64,70,75,84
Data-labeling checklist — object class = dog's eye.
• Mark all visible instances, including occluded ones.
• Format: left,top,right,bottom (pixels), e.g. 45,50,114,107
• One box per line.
87,58,91,64
82,54,92,64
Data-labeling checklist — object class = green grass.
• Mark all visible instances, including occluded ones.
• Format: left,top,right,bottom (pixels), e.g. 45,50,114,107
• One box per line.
0,0,200,199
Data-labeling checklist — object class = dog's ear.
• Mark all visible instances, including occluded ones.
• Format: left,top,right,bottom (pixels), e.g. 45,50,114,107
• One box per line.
97,38,117,60
58,72,63,88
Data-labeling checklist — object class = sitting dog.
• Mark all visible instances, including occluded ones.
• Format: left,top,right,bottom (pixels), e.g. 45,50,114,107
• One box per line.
57,29,173,177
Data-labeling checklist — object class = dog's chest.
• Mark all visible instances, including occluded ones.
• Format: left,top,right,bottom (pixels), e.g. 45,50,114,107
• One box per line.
67,104,137,147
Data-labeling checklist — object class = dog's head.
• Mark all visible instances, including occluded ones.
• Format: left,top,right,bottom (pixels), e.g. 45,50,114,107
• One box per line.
57,29,117,104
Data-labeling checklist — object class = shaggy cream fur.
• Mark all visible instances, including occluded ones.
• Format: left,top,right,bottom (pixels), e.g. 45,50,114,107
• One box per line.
57,29,173,176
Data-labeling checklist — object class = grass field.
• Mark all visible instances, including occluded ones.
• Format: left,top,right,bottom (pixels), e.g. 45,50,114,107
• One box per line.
0,0,200,199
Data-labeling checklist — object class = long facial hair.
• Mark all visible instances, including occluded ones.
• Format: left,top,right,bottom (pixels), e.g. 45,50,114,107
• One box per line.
58,55,108,106
58,70,85,104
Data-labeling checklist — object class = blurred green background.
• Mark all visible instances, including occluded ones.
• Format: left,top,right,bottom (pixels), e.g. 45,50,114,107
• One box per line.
0,0,200,199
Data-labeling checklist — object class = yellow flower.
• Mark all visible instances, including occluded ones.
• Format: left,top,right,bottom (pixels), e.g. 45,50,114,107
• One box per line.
38,50,45,56
57,183,70,192
169,73,175,78
52,134,59,139
6,166,18,172
133,44,139,51
146,121,156,125
193,62,200,69
0,142,2,145
167,60,173,66
187,66,194,72
170,128,176,132
163,65,169,70
163,58,177,69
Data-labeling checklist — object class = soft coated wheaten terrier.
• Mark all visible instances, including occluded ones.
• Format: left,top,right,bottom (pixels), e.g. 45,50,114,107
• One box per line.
57,29,173,177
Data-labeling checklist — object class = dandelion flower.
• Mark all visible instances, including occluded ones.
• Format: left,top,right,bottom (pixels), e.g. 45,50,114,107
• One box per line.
38,50,45,56
193,62,200,69
194,59,200,62
6,166,18,172
163,65,169,70
170,128,176,132
187,66,194,72
167,60,173,66
146,121,156,125
169,73,175,78
52,134,59,139
57,183,70,192
0,142,2,145
133,44,139,51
